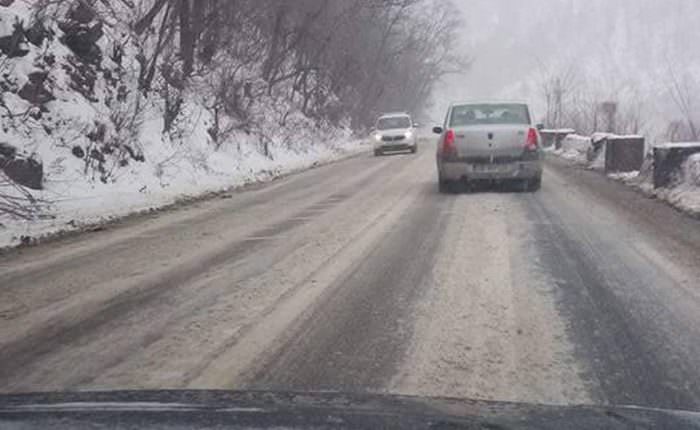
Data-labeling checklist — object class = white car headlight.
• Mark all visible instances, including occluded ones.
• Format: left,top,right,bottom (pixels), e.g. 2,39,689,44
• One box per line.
373,133,382,142
404,131,413,139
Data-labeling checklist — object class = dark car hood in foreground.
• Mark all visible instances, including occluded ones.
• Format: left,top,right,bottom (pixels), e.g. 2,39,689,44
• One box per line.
1,390,700,429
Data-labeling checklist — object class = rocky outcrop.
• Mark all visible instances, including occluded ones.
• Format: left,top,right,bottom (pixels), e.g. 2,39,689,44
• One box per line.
0,142,43,190
17,71,54,105
0,20,29,57
58,19,103,65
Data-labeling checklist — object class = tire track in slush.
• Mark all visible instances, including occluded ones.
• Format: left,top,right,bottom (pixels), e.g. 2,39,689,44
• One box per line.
0,154,412,388
390,192,591,405
524,184,700,410
245,185,454,392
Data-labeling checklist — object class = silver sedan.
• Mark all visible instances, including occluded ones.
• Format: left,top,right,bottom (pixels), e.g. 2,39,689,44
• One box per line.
433,101,543,192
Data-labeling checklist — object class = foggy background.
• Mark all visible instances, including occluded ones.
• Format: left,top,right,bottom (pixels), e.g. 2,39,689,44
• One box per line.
430,0,700,142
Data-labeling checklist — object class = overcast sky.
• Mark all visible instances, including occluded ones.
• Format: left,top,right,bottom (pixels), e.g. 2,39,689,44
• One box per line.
429,0,700,124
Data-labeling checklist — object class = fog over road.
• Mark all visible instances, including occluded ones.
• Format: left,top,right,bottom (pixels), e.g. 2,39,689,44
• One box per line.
2,145,700,411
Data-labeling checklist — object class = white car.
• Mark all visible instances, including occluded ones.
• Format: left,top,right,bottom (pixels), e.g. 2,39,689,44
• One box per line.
371,113,418,156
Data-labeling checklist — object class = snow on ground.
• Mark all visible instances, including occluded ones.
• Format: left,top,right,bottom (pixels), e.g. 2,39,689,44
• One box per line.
685,153,700,185
659,184,700,217
551,134,700,217
608,171,640,181
660,154,700,216
552,134,592,164
605,152,700,218
0,127,368,248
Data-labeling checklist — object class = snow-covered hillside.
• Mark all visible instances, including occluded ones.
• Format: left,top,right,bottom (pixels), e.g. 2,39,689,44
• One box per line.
0,1,369,248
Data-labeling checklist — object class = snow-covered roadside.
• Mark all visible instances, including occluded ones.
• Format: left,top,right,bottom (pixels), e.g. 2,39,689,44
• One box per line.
547,134,597,166
550,139,700,218
0,137,369,249
611,172,700,219
603,151,700,218
658,183,700,217
642,153,700,218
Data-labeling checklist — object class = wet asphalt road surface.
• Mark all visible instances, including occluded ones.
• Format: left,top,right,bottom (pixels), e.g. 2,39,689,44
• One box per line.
2,144,700,412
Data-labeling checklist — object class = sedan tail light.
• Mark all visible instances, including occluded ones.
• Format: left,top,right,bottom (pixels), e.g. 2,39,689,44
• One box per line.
443,129,457,158
525,128,539,151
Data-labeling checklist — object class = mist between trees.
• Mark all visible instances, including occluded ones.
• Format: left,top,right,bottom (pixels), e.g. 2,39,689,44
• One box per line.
537,60,700,143
450,0,700,144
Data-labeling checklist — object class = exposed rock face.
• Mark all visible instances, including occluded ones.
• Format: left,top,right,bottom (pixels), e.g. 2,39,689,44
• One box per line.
0,142,44,190
17,71,55,105
58,20,103,65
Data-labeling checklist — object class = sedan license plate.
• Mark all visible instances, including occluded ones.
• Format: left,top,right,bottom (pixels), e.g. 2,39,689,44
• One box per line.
473,164,506,173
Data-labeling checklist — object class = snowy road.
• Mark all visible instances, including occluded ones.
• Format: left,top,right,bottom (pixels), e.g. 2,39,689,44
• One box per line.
2,145,700,411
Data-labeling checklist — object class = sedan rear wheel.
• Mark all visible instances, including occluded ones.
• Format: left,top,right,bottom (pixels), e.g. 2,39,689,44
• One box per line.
528,177,542,192
521,177,541,192
438,173,455,194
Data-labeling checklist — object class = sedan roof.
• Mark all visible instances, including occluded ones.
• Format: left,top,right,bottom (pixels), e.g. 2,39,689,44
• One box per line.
449,100,528,107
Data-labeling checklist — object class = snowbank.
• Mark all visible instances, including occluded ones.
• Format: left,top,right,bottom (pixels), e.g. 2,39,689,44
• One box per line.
550,132,700,216
660,184,700,216
607,152,700,218
552,134,591,164
0,133,368,248
607,171,640,181
683,153,700,186
650,147,700,216
552,133,647,171
662,154,700,215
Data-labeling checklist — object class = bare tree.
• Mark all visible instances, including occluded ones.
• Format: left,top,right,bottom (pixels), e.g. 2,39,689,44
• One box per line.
43,0,467,144
536,62,578,129
665,56,699,141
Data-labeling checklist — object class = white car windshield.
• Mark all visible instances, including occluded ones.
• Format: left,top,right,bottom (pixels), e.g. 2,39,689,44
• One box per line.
377,117,411,130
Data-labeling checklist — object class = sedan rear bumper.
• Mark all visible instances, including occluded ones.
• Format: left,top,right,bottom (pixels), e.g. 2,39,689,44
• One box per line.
439,160,542,181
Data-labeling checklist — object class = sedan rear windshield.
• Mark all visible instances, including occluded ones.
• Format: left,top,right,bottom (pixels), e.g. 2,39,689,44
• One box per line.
377,116,411,130
449,104,530,126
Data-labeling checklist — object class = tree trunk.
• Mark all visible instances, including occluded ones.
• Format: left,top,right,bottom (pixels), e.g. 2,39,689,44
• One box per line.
262,5,286,83
179,0,195,77
140,2,172,92
134,0,170,35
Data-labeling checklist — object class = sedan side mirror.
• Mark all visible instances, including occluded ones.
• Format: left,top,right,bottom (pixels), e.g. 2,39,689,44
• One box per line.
536,123,545,131
413,122,420,128
432,126,444,135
